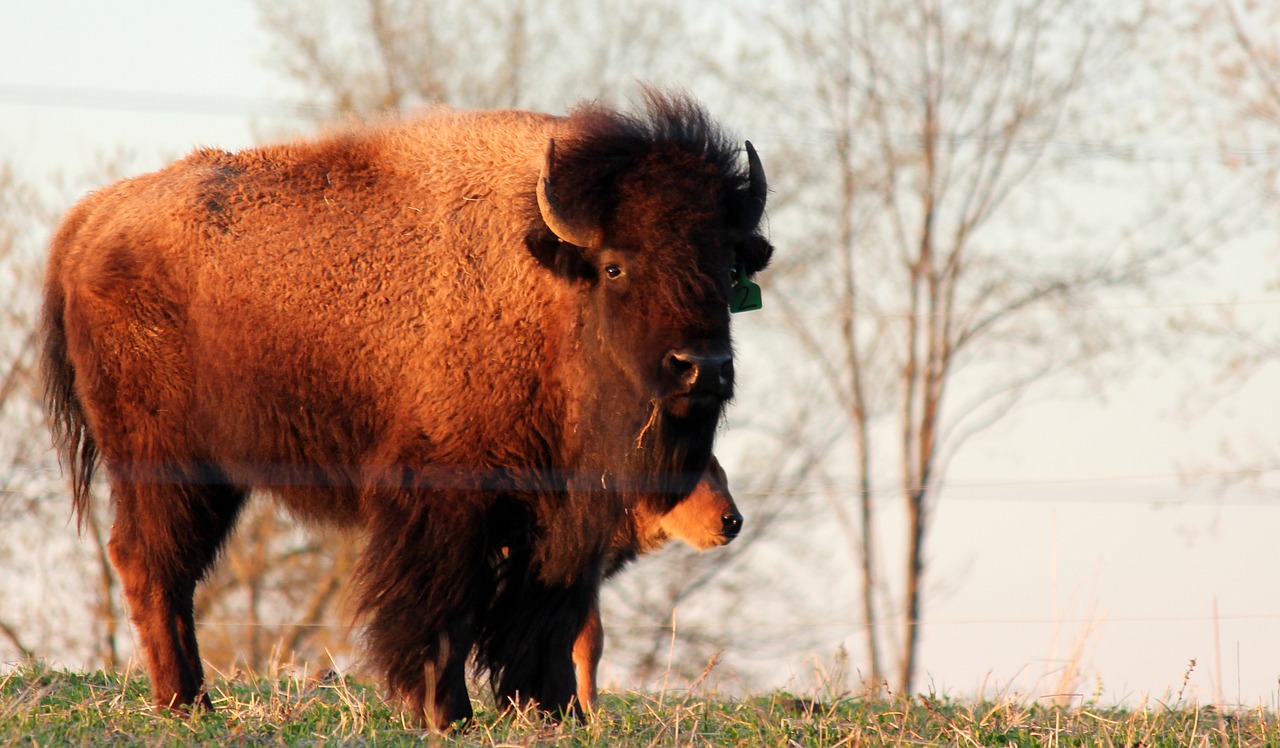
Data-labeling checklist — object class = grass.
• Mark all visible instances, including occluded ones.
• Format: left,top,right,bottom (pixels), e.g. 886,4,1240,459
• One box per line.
2,662,1280,746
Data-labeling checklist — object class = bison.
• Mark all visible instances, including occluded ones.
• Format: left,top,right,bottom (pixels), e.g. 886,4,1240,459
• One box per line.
571,455,741,711
40,89,771,730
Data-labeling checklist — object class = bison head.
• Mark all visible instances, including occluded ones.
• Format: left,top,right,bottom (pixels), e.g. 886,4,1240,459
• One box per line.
530,92,772,441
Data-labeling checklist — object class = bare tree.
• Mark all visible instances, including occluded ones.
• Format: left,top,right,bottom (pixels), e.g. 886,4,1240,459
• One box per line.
192,504,360,672
0,163,118,665
1162,0,1280,479
708,0,1248,694
0,158,140,669
0,164,53,660
256,0,695,117
1200,0,1280,149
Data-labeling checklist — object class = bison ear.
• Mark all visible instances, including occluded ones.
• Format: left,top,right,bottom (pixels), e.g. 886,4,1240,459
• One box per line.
525,229,596,282
537,139,605,249
737,234,774,277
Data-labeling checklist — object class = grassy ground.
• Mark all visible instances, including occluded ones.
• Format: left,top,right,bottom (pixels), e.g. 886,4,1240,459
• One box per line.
2,663,1279,746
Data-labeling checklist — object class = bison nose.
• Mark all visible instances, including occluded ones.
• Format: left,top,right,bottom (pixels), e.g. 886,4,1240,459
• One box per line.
664,350,733,396
721,512,743,540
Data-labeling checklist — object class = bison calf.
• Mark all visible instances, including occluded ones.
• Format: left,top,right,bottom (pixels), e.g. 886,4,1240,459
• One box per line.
573,455,741,711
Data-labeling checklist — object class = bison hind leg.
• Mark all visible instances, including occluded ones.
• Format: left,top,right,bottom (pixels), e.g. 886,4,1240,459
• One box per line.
106,467,247,713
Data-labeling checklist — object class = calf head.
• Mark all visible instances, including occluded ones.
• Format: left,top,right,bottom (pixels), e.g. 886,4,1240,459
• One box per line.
633,456,742,554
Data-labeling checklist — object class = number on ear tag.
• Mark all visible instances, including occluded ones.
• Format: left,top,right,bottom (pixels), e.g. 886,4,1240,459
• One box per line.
730,265,763,313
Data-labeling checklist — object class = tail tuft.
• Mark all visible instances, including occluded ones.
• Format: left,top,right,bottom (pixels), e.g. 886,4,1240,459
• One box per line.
40,254,99,531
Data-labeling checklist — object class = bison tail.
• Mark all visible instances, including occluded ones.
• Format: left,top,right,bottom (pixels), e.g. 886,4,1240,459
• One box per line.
39,254,99,532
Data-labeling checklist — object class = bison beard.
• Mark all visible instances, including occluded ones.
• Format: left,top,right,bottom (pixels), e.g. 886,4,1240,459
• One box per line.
40,87,771,731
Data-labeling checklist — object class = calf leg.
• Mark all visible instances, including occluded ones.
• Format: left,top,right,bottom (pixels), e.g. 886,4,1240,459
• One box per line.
572,605,603,712
107,470,245,712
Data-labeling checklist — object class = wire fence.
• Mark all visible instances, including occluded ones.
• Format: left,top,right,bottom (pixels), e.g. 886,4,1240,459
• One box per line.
143,611,1280,631
6,465,1278,505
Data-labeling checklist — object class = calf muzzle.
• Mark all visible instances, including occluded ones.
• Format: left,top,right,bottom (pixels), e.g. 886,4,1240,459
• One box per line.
721,511,743,540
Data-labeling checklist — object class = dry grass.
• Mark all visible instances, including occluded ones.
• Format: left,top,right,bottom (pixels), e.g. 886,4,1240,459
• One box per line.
2,662,1279,746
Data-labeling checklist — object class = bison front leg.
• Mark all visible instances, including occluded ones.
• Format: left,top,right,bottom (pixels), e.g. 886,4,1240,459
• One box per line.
355,489,489,731
509,591,585,722
382,626,474,731
484,570,596,722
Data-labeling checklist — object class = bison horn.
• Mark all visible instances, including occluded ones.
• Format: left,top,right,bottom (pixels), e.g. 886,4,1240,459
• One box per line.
743,140,768,229
537,139,604,248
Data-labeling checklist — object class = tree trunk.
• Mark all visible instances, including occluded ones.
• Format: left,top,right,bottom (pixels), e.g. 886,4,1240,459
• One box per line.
85,503,119,670
899,484,927,693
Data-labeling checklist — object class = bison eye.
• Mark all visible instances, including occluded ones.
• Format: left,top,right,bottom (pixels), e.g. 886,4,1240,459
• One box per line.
604,264,624,280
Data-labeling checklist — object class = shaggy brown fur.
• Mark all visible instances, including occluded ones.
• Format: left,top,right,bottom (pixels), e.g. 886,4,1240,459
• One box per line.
40,89,771,731
572,455,740,711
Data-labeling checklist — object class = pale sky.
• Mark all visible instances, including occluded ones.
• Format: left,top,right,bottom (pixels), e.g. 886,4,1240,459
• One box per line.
3,0,1279,709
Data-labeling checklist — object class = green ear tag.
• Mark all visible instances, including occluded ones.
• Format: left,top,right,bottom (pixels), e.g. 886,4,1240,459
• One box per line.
730,266,763,313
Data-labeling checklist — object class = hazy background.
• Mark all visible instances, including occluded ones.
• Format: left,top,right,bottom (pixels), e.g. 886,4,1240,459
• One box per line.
1,0,1277,709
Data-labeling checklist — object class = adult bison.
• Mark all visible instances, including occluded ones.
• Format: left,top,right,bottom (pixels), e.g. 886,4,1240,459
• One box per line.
40,88,771,730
